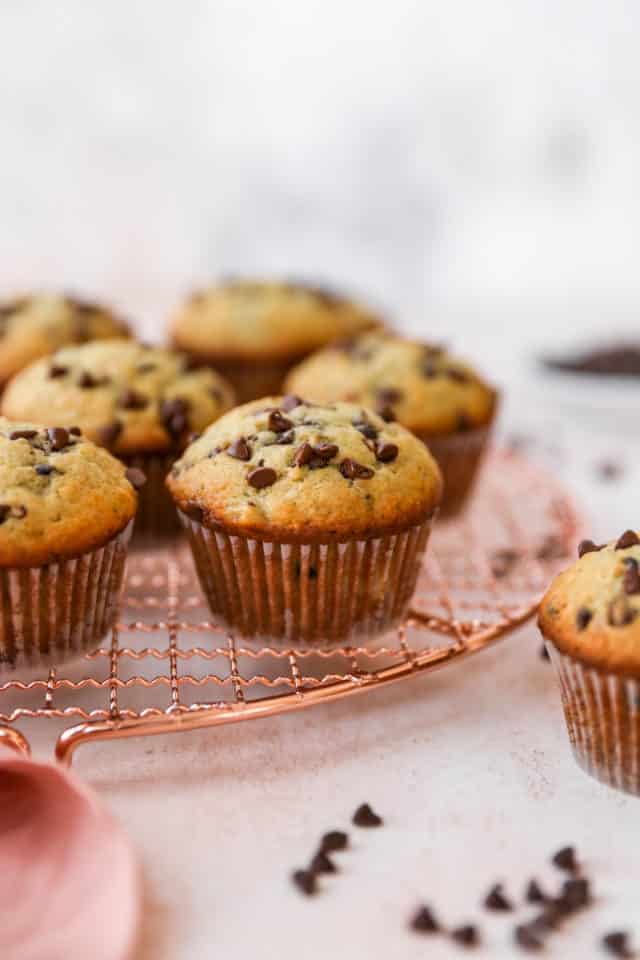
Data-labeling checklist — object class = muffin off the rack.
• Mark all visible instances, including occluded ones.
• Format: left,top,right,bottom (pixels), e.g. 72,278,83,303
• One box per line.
285,332,498,518
539,532,640,795
1,340,234,537
0,293,130,389
0,418,138,672
167,397,442,644
169,279,381,403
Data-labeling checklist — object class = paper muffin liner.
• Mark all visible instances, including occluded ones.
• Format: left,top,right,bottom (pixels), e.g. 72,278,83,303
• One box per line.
182,354,297,404
120,453,181,540
417,426,491,519
547,643,640,795
0,520,133,674
179,512,434,645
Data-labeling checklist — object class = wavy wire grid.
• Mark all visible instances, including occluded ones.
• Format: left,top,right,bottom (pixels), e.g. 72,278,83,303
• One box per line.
0,449,583,764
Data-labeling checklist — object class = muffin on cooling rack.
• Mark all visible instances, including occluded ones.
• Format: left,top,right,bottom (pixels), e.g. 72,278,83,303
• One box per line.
167,396,442,644
1,340,234,538
0,293,130,389
0,417,139,672
539,531,640,795
285,331,498,518
169,278,382,402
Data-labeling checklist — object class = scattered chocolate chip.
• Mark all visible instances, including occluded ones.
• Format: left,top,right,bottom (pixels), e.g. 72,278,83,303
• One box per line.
352,803,382,827
268,410,294,434
552,846,578,873
77,371,102,388
353,417,378,440
125,467,147,489
97,421,123,448
292,869,317,897
293,443,314,466
118,388,149,410
560,878,591,912
280,394,304,412
309,851,337,875
314,443,338,461
491,549,519,578
608,595,636,627
35,464,55,476
514,924,545,952
320,831,348,853
340,459,375,481
68,426,82,436
376,404,396,422
484,884,513,912
451,925,479,948
48,364,68,379
410,905,440,934
9,430,38,440
447,368,469,384
374,441,399,463
227,437,252,461
623,557,640,595
602,931,634,958
530,904,563,932
578,539,604,558
248,466,277,489
539,643,550,661
576,607,593,631
616,530,640,550
526,879,548,904
47,427,69,451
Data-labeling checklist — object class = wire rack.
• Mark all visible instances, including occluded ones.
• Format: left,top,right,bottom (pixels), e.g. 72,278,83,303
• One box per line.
0,449,583,765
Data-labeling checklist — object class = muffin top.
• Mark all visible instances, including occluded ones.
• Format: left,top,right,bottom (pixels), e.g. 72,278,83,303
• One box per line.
167,396,443,542
539,531,640,675
285,331,497,436
0,293,130,385
0,417,140,567
1,340,235,457
170,279,381,360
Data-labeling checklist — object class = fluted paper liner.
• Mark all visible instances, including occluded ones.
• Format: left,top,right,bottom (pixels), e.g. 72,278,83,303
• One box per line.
548,644,640,795
0,521,132,673
180,513,433,644
419,426,490,519
121,453,180,539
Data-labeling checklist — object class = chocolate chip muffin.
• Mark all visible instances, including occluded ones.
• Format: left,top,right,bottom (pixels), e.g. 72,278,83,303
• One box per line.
539,531,640,794
167,396,442,644
1,340,235,538
0,293,130,389
169,279,382,403
0,417,139,671
285,331,498,518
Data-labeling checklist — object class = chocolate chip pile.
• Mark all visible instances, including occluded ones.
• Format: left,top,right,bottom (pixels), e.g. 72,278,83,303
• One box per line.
576,531,639,630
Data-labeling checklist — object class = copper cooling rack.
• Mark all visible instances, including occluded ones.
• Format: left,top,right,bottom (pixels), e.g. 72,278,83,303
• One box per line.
0,449,583,765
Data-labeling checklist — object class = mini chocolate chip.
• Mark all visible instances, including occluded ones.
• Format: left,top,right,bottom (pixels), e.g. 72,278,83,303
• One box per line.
293,442,314,467
315,443,338,461
340,459,375,481
616,530,640,550
227,437,252,461
484,884,513,912
248,466,277,489
447,368,469,383
47,427,69,451
125,467,147,489
35,464,55,476
48,364,68,379
560,878,590,912
97,421,123,448
68,426,82,436
320,831,348,853
576,607,593,631
352,803,382,827
118,389,149,410
623,557,640,595
376,404,396,422
608,595,636,627
374,440,398,463
526,879,548,904
77,371,101,388
9,430,38,440
280,394,304,412
578,539,604,558
353,418,378,440
534,901,565,929
309,851,336,875
292,869,317,897
491,549,519,578
552,846,578,873
514,924,545,952
410,905,440,934
602,932,634,958
376,387,403,405
268,410,294,434
451,925,479,948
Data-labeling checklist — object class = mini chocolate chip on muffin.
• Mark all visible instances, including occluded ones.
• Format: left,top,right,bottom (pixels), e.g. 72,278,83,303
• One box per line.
1,340,235,538
0,293,130,388
0,417,138,671
167,397,442,644
539,531,640,794
168,278,382,402
285,331,498,517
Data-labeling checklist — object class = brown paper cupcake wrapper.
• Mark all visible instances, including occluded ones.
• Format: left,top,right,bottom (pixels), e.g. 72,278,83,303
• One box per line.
417,426,491,519
183,354,297,404
121,453,181,540
180,513,434,645
0,520,133,674
547,644,640,795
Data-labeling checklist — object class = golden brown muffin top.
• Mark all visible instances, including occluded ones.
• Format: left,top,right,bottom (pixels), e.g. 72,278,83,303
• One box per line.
169,279,381,361
167,396,442,542
0,293,130,385
538,531,640,675
2,340,235,456
0,417,139,567
285,331,498,436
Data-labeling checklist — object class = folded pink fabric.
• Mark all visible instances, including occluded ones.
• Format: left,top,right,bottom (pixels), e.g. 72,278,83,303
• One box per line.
0,755,139,960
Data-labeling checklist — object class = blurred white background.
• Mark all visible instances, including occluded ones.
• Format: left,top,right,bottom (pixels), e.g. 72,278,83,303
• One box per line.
1,0,639,347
